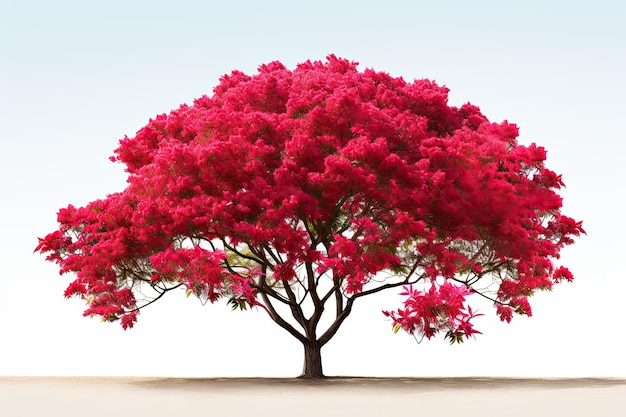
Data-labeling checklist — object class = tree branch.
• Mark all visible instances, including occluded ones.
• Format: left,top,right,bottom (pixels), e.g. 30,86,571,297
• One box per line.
263,243,283,265
304,260,325,338
258,291,307,344
125,282,184,313
222,240,264,265
318,295,354,347
281,276,308,330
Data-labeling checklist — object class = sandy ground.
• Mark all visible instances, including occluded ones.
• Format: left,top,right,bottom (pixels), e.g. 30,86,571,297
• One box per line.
1,377,624,417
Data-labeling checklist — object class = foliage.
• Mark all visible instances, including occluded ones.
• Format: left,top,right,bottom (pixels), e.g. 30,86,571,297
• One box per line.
36,56,583,372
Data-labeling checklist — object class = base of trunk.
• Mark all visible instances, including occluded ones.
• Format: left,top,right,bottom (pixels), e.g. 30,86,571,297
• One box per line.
300,342,324,378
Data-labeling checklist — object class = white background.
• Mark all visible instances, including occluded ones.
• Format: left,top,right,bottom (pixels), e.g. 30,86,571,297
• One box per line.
1,1,624,377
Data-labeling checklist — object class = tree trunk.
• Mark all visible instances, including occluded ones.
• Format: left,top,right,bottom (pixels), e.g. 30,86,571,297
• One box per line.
300,341,324,378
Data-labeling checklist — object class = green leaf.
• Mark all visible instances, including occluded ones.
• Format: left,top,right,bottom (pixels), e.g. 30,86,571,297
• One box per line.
393,324,402,334
186,289,193,298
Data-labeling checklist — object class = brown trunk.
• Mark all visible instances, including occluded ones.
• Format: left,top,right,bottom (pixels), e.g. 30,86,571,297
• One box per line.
300,341,324,378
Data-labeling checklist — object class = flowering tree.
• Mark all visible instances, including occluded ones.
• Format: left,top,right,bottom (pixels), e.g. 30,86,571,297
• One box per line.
37,56,583,378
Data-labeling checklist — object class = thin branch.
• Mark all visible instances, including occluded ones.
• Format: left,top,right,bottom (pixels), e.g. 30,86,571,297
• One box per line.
318,269,427,346
318,296,355,347
222,240,264,265
253,271,292,306
303,261,325,338
320,280,341,305
333,277,344,319
281,277,308,330
263,243,283,265
258,291,307,344
126,282,184,313
471,287,507,305
303,220,319,246
346,257,427,301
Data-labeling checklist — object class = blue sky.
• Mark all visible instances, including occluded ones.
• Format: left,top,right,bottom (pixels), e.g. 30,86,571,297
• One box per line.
1,1,625,377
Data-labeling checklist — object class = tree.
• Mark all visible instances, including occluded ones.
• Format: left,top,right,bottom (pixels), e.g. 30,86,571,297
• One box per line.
36,56,584,378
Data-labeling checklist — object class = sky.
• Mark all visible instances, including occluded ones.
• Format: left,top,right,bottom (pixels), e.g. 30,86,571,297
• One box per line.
1,0,625,378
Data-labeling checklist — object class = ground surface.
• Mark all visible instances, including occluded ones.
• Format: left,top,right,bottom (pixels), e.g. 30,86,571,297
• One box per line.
1,377,624,416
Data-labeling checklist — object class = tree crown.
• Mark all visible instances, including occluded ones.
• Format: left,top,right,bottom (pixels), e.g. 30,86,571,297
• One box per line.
37,55,583,345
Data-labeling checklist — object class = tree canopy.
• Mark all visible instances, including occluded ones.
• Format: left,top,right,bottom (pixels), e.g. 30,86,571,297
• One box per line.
37,56,584,377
